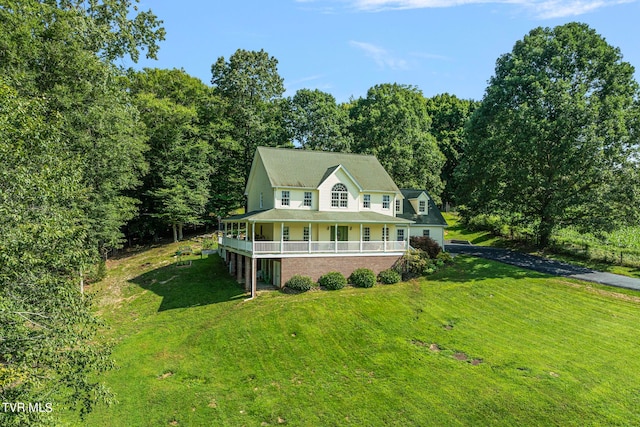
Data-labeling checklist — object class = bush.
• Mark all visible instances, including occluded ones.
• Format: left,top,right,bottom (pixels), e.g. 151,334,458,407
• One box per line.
349,268,376,288
285,274,315,291
318,271,347,290
410,236,442,259
377,268,401,284
437,252,454,264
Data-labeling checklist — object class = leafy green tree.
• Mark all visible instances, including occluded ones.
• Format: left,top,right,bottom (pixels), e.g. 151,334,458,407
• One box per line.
425,94,478,206
0,1,164,424
458,23,640,247
128,69,213,242
286,88,352,151
0,82,113,427
211,49,286,211
0,0,164,258
350,83,445,203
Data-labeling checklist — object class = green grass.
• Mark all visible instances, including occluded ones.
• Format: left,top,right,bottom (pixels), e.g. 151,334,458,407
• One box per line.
443,212,506,246
74,241,640,426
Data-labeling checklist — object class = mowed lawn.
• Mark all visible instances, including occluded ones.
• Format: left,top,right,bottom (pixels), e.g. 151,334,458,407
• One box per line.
79,241,640,426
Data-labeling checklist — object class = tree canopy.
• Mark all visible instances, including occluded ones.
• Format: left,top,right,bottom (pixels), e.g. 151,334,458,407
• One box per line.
210,49,287,212
0,1,164,425
350,83,445,203
458,22,640,247
286,88,352,152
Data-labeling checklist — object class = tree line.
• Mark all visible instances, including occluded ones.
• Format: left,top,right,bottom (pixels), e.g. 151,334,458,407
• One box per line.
1,1,638,425
125,52,478,246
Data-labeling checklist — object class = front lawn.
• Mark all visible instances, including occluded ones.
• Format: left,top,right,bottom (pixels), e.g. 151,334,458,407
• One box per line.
77,242,640,426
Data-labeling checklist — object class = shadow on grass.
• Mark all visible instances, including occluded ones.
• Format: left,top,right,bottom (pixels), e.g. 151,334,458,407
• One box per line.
428,255,551,283
130,254,246,312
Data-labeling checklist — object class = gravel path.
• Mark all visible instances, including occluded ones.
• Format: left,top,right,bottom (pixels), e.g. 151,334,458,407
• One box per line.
445,244,640,292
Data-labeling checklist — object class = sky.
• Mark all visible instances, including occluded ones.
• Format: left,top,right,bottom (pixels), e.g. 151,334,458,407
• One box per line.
128,0,640,103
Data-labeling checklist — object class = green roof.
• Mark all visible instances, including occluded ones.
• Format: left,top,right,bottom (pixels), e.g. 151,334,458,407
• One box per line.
223,209,413,224
254,147,400,192
397,189,448,227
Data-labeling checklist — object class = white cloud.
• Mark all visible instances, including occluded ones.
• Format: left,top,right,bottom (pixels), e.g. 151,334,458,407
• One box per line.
337,0,635,18
349,41,410,70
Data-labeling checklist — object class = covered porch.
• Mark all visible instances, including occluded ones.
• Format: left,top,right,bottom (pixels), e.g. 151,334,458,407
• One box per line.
219,209,414,256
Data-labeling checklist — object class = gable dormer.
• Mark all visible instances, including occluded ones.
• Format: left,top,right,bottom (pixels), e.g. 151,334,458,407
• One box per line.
409,191,429,215
317,165,361,212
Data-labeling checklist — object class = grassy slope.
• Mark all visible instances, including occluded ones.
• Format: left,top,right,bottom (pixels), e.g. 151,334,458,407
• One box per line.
442,212,505,246
443,212,640,279
79,240,640,426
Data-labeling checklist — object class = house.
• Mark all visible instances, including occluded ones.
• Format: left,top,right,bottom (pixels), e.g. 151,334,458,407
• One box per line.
218,147,447,297
397,189,448,245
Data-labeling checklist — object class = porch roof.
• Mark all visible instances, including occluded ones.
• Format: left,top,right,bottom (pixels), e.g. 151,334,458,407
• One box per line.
223,209,414,224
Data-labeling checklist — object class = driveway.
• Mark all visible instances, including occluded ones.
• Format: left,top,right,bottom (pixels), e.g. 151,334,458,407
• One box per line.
445,244,640,292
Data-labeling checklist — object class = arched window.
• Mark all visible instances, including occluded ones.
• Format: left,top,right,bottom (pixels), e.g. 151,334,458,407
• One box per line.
331,183,348,208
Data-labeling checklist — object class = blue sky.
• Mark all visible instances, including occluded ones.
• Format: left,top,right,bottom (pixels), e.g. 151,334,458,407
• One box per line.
130,0,640,103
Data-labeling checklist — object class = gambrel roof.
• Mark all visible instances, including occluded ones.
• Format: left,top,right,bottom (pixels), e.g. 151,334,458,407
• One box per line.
248,147,401,193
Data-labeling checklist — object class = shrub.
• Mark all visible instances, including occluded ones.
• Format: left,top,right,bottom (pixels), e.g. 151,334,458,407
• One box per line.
285,274,315,291
349,268,376,288
410,236,442,259
436,251,454,264
318,271,347,290
377,268,401,284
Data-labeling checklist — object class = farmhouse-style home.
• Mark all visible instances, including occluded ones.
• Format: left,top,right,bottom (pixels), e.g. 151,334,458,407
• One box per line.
218,147,447,296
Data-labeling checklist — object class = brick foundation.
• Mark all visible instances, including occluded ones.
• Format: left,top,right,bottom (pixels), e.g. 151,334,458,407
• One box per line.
279,255,400,287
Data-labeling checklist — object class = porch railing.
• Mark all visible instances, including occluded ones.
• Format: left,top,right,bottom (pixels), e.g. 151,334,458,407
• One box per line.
222,237,407,255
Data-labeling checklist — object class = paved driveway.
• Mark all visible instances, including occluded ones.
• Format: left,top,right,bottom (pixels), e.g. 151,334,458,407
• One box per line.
445,244,640,292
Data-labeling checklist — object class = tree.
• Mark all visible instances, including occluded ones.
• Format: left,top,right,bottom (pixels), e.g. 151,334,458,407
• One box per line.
210,49,286,211
0,0,164,258
425,94,478,206
128,69,213,242
0,1,164,424
0,82,113,427
286,88,352,151
350,83,445,203
458,23,640,247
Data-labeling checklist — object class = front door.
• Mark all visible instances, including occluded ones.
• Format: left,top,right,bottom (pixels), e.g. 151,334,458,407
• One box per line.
330,226,349,241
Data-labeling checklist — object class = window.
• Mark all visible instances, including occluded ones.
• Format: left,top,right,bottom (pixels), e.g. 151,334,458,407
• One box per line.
259,192,263,209
395,199,401,212
282,226,290,241
397,229,405,241
363,194,371,209
303,226,310,241
281,191,290,207
363,227,370,242
382,226,389,241
304,191,312,207
419,200,426,213
382,195,390,209
423,229,430,237
331,183,348,208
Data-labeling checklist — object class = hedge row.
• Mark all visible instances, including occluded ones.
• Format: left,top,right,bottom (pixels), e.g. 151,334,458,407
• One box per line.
284,268,401,292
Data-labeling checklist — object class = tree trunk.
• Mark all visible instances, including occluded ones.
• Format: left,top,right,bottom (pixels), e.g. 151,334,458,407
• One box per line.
178,222,184,241
172,223,178,243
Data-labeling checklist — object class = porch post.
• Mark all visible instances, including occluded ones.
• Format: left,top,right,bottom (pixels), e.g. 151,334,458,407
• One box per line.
236,254,243,283
360,223,363,253
334,222,338,253
383,223,387,252
308,222,312,253
251,257,257,299
406,225,410,250
252,222,255,254
280,222,284,254
245,255,251,292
